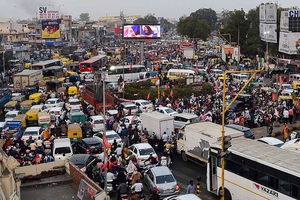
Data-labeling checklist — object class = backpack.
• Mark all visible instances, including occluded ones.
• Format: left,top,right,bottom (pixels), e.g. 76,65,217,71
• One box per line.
46,155,52,163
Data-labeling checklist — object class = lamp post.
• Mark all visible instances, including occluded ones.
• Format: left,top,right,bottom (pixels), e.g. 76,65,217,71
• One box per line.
264,31,270,69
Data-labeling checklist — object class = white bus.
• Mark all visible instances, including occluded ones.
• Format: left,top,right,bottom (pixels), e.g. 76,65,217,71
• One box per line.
207,138,300,200
232,74,248,83
31,60,62,70
104,65,146,82
167,69,195,78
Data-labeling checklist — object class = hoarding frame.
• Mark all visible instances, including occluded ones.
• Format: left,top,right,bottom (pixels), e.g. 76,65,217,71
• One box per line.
37,6,61,20
122,24,161,41
42,20,61,39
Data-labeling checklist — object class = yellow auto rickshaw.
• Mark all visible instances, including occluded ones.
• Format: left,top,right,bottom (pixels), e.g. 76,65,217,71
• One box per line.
13,114,27,132
194,55,198,60
58,77,66,83
26,108,39,126
68,86,77,96
4,101,19,114
260,87,275,94
25,63,31,69
38,112,51,128
68,124,82,143
66,71,78,77
20,100,34,114
29,93,43,105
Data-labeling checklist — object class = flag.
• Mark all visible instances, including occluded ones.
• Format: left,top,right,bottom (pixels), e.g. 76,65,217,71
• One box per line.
153,54,156,60
272,93,277,102
103,135,111,149
158,60,162,64
162,91,165,97
129,64,132,71
131,113,136,124
138,61,140,65
215,83,219,89
279,76,283,87
147,93,150,99
103,153,109,169
170,89,173,97
195,66,198,73
164,54,167,58
155,63,159,70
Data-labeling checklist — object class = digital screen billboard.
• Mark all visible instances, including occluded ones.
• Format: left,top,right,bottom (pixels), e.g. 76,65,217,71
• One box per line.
42,20,61,39
123,24,161,40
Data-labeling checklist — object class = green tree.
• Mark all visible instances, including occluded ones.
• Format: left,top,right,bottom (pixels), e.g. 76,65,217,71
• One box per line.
79,13,90,22
134,14,158,24
0,51,13,72
190,8,218,30
177,16,211,40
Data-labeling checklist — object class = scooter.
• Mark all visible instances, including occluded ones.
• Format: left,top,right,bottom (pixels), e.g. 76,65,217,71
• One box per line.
106,172,114,194
161,148,172,167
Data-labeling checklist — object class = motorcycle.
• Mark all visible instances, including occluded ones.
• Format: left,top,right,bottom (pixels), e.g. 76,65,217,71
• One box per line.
106,172,114,194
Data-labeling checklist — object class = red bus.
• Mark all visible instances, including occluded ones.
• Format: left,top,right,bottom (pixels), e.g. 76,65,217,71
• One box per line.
79,55,108,73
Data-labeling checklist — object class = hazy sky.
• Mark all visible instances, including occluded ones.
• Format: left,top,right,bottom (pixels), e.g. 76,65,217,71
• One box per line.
0,0,299,21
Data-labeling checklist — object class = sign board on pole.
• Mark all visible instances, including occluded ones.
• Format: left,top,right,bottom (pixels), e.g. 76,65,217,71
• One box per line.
265,4,277,24
37,6,61,20
280,11,289,32
265,24,277,43
183,48,194,59
42,20,61,39
259,4,266,22
123,24,161,41
260,23,266,41
278,32,300,54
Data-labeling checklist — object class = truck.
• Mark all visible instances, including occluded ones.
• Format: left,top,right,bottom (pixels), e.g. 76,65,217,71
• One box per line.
176,122,244,166
13,70,43,91
1,121,22,140
0,90,11,107
140,112,174,138
83,84,115,113
45,79,63,92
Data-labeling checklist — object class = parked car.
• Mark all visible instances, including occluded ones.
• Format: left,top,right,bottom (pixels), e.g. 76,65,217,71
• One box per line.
74,137,103,154
90,115,105,133
129,143,157,168
225,124,255,139
45,98,64,109
93,130,122,145
132,99,153,112
144,166,180,197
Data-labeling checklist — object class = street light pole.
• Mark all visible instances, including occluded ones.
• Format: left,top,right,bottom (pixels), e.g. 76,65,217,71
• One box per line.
3,50,5,74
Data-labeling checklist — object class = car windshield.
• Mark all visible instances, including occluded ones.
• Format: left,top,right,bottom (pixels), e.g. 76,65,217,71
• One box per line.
165,108,175,114
156,174,175,184
241,76,248,80
89,142,102,149
70,102,80,105
106,134,120,140
283,85,292,89
141,102,151,105
24,131,38,136
55,147,71,154
126,106,137,110
94,120,104,124
46,100,55,104
139,148,154,156
244,130,254,137
6,114,16,118
190,117,200,123
50,111,60,115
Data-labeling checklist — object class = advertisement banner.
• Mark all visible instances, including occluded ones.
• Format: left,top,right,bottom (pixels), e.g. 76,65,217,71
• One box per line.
77,179,97,200
280,11,289,32
265,4,277,24
123,24,161,40
260,23,266,41
42,20,61,39
232,47,240,61
278,32,300,54
265,24,277,43
260,5,266,22
38,6,61,20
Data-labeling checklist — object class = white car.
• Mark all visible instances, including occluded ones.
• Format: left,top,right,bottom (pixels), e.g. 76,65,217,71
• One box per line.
106,83,118,91
161,57,169,65
157,106,178,116
31,105,49,112
65,98,82,111
106,110,118,119
93,130,122,145
163,194,202,200
132,99,153,112
81,71,94,79
53,138,73,160
90,115,105,133
49,107,67,120
257,137,284,147
122,116,142,131
281,139,300,153
120,102,138,115
129,143,158,168
5,111,22,122
45,98,64,109
173,113,200,129
22,127,44,144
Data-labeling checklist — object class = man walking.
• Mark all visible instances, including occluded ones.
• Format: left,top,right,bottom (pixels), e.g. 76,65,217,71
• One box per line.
187,180,196,194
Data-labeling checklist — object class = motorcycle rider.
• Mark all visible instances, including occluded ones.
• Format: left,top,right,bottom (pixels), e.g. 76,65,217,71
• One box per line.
131,178,143,194
131,168,142,185
164,141,174,160
145,153,157,165
117,181,129,200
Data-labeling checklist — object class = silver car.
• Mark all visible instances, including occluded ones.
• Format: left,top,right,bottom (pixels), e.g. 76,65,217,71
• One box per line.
144,166,180,197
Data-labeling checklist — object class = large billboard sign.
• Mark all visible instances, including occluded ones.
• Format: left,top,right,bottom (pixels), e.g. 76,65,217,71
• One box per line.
259,5,266,22
42,20,61,39
123,24,161,40
265,4,277,24
265,24,277,43
280,11,289,32
278,32,300,54
38,6,61,20
260,23,266,41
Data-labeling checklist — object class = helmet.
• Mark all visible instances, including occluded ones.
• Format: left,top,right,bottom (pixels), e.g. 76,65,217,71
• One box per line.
136,178,140,183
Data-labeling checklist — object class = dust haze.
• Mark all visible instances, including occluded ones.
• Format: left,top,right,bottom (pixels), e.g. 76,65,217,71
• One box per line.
13,0,55,16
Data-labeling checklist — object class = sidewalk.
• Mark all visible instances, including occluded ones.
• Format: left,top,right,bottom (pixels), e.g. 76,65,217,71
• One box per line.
251,121,300,139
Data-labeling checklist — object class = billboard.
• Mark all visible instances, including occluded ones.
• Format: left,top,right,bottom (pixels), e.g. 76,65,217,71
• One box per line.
265,4,277,24
278,32,300,54
265,24,277,43
280,11,289,32
259,4,266,22
38,6,61,20
123,24,161,40
42,20,61,39
260,23,266,41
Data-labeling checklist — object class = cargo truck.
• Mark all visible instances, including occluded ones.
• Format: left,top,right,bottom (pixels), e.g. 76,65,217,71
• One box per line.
13,70,43,91
1,121,22,140
176,122,244,166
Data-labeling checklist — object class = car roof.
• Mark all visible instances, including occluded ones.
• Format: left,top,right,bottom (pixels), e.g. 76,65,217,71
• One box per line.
25,127,41,131
226,124,250,132
54,138,71,147
107,110,118,114
69,98,80,102
174,113,198,119
158,106,172,110
91,115,104,120
257,137,284,145
50,107,63,111
133,99,150,103
70,154,91,163
6,111,20,114
47,98,59,101
164,194,202,200
151,166,172,176
82,137,102,144
106,130,119,136
134,143,153,149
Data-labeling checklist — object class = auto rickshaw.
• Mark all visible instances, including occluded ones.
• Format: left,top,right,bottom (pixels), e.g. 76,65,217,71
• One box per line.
20,100,34,114
57,87,67,96
68,124,82,143
70,111,86,124
58,77,65,83
68,86,77,96
25,63,31,69
66,71,78,77
11,94,26,103
26,108,39,126
29,93,43,105
4,101,19,114
24,85,37,99
38,112,50,128
13,114,27,132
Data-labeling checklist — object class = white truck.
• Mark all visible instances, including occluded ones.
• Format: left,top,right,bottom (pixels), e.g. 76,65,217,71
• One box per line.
140,112,174,138
183,48,194,59
176,122,244,165
13,70,43,91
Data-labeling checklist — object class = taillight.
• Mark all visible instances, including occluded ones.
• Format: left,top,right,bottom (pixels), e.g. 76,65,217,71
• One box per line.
102,147,104,151
156,157,158,161
59,112,62,115
86,149,90,154
143,107,146,109
154,187,160,193
176,184,180,190
69,106,71,108
80,105,82,107
139,159,142,162
93,124,95,127
129,177,133,180
58,136,60,139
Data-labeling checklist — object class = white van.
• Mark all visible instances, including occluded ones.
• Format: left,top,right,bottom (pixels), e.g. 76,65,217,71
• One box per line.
232,74,248,83
5,111,22,122
210,69,224,77
53,138,73,160
167,69,195,78
90,115,105,133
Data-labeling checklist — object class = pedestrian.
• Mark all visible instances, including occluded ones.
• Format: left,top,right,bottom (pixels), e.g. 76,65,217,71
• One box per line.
283,108,289,124
187,180,197,194
283,123,289,141
289,107,294,124
268,123,273,137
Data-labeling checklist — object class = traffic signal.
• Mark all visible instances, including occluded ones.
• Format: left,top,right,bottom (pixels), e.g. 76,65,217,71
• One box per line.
269,68,290,75
284,68,289,74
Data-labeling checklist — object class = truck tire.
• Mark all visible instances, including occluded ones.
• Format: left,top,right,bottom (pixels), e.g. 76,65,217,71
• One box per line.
182,151,188,162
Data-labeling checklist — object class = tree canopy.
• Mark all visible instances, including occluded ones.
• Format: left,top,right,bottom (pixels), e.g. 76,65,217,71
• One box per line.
177,16,211,40
133,14,158,24
79,13,90,22
190,8,218,30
